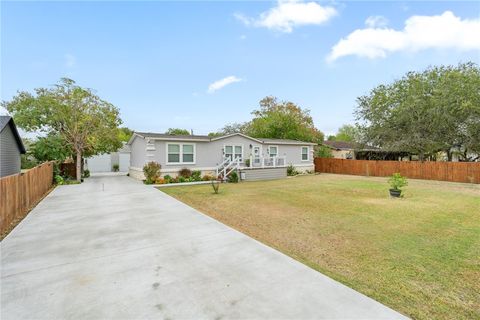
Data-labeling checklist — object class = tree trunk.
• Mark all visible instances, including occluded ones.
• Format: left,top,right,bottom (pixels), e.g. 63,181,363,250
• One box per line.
76,150,82,182
446,150,452,162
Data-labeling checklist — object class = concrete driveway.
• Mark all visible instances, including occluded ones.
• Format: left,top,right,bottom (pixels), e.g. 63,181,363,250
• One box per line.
1,175,407,319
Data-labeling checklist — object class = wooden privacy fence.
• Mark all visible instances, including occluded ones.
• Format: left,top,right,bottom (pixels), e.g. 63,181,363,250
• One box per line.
0,162,54,235
314,158,480,184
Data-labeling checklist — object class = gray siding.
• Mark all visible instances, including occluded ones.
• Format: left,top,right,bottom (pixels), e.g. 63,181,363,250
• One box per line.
0,124,21,177
129,134,314,173
240,168,287,181
130,136,147,168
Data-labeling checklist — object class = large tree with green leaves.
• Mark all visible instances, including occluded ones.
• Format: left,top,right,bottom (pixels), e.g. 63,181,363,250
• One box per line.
246,96,324,143
2,78,123,180
330,124,359,142
165,128,190,135
355,62,480,161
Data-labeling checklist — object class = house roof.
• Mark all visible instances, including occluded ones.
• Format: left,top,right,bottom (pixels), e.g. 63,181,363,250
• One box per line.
128,131,317,145
322,140,358,150
132,132,211,142
0,116,26,154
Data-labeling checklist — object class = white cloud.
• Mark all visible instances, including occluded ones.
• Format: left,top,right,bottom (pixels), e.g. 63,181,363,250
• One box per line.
365,15,388,28
207,76,243,94
64,54,76,68
327,11,480,62
235,0,337,33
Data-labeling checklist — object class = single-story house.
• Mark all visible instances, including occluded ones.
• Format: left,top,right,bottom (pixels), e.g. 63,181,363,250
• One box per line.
322,141,412,160
0,116,26,178
85,143,131,173
127,132,316,180
322,141,356,159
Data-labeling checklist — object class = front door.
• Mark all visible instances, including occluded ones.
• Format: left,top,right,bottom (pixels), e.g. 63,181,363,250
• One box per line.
253,146,261,166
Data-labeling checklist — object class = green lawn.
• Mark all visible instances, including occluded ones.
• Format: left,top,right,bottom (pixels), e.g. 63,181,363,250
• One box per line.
161,174,480,319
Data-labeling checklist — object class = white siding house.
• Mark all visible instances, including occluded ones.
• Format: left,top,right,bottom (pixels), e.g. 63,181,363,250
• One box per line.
127,132,315,180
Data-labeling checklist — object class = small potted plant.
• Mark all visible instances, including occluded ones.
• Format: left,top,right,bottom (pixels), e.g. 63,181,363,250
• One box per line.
388,173,408,197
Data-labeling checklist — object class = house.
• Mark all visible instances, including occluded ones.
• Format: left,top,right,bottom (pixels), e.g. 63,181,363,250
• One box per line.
0,116,26,177
322,140,412,160
322,141,357,159
127,132,316,180
85,143,131,173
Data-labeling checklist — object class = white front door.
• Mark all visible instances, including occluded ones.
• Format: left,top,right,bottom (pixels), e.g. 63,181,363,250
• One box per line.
253,146,261,166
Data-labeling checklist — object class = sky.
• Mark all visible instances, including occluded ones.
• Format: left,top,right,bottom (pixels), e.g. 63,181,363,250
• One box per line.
1,1,479,136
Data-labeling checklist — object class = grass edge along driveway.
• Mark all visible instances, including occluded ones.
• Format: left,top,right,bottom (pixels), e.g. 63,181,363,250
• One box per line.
161,174,480,320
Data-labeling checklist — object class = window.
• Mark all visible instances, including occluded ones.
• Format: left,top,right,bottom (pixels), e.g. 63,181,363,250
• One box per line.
268,146,278,157
301,146,309,161
182,144,194,163
224,145,243,161
168,144,180,163
167,143,195,164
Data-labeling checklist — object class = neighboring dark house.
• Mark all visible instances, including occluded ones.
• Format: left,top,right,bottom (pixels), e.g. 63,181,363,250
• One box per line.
322,140,410,160
0,116,26,177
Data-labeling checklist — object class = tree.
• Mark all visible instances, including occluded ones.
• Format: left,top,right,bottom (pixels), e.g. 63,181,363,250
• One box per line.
315,145,333,158
32,134,72,163
118,127,133,142
2,78,122,181
355,62,480,161
208,122,248,137
327,135,336,141
335,124,358,142
246,96,324,143
166,128,190,135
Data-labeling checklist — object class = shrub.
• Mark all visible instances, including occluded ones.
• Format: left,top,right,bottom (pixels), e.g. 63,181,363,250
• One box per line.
179,168,192,178
54,175,65,185
191,170,202,181
82,169,90,178
112,164,120,172
203,174,215,181
143,161,161,184
287,164,298,176
245,159,250,167
178,176,186,183
163,174,172,182
389,173,408,190
315,145,333,158
155,177,166,184
227,171,239,183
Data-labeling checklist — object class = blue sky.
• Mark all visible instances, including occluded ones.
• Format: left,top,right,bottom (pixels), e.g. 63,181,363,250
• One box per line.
1,1,479,136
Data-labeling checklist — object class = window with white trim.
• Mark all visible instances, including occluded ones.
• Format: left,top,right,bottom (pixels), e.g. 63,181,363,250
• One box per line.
268,146,278,157
225,145,243,161
301,146,309,161
182,144,194,163
167,143,195,164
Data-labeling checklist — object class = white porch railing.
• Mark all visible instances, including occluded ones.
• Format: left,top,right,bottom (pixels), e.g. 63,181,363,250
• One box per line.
250,156,286,168
216,157,241,181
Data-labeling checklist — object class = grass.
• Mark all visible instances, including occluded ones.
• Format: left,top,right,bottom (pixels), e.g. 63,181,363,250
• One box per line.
161,174,480,319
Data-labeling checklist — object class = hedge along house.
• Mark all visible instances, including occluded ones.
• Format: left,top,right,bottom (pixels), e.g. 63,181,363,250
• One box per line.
127,132,316,181
0,116,26,178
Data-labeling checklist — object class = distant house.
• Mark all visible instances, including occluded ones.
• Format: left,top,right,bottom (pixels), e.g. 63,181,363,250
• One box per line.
322,141,357,159
127,132,315,180
0,116,26,177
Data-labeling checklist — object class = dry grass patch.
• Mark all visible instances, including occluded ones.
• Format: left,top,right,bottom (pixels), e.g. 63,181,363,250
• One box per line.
161,174,480,319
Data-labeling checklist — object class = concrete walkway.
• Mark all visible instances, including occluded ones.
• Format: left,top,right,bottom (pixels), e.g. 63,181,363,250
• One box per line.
1,175,407,319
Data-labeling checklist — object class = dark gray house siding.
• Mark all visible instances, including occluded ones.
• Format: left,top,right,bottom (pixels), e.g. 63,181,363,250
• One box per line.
0,116,26,178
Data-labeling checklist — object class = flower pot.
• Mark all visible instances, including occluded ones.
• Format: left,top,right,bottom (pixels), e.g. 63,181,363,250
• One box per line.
389,188,402,197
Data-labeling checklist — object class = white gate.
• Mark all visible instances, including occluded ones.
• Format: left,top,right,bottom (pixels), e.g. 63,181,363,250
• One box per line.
119,153,130,172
